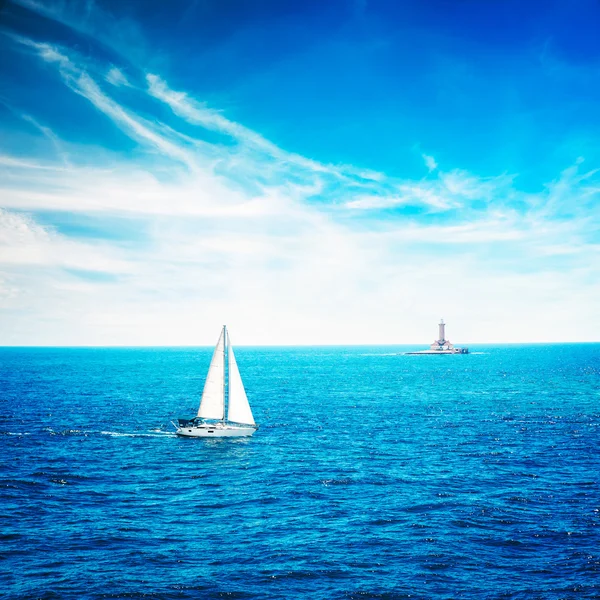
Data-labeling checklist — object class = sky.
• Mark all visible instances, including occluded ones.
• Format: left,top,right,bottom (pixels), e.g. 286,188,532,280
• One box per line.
0,0,599,345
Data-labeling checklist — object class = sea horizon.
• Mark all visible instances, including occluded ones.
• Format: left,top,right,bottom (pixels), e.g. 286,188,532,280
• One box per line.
1,340,599,349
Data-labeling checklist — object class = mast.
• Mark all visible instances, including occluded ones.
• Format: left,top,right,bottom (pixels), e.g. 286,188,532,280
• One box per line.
222,325,227,422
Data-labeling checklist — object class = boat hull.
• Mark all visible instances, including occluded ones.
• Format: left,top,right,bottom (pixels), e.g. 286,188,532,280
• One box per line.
405,349,469,355
176,424,256,438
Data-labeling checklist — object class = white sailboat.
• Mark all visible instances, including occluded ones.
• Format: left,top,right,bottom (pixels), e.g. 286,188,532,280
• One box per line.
175,326,258,437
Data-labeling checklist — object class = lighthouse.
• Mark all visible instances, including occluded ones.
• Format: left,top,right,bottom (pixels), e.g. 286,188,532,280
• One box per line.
438,319,446,344
430,318,453,351
406,319,469,354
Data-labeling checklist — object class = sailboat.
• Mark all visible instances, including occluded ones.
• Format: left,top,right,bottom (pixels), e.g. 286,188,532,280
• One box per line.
175,326,258,437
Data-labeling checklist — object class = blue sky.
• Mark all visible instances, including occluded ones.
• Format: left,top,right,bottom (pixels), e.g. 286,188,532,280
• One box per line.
0,0,599,344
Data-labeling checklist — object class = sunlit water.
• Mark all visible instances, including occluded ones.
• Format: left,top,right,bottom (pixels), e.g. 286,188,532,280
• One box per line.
1,345,599,599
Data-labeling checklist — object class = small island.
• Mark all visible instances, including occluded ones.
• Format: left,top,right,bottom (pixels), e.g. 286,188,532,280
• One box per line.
406,319,469,355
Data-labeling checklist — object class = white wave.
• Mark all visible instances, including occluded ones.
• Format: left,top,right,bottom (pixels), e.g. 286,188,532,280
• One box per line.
99,430,175,437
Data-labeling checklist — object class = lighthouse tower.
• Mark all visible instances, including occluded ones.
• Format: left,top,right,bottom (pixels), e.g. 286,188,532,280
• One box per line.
407,318,469,354
438,319,446,344
430,318,454,350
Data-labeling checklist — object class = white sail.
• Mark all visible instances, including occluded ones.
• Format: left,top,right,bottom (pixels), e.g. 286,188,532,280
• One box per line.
226,337,255,425
197,327,225,419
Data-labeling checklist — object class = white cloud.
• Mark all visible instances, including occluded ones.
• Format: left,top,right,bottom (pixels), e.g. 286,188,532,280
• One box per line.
14,40,199,171
344,170,511,211
1,36,599,344
20,114,71,166
0,154,68,170
75,73,198,170
11,0,149,66
106,66,131,87
146,73,385,183
423,153,438,172
146,74,276,151
0,209,132,273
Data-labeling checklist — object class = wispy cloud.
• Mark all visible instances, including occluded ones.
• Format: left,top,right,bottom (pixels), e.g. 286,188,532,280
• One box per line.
0,208,131,273
344,169,514,211
423,153,438,172
20,113,71,167
0,154,68,170
11,0,149,65
1,22,599,343
146,74,279,152
11,38,210,174
106,66,130,87
146,73,385,183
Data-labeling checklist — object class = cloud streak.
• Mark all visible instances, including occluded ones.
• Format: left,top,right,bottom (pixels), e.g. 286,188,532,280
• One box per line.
145,73,385,183
0,21,599,344
106,66,131,87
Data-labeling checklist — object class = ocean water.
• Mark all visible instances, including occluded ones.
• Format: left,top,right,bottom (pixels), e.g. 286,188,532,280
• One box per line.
1,344,599,599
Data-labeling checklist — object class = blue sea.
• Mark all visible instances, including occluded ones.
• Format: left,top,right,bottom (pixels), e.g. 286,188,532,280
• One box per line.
1,344,599,599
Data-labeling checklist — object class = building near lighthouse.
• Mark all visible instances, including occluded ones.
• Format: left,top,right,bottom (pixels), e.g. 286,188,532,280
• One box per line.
406,319,469,355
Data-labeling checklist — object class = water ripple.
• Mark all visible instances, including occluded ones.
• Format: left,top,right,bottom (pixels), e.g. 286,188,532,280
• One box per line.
1,344,599,598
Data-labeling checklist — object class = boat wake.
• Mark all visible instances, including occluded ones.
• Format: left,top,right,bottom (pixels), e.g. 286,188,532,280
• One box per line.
99,430,176,438
40,427,175,438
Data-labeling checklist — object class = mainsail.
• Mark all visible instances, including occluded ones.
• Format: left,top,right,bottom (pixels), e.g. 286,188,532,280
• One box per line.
197,327,225,419
226,335,255,426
